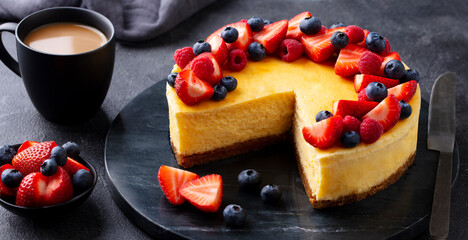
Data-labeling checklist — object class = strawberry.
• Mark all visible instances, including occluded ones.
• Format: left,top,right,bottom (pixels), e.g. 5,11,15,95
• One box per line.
179,174,223,212
279,39,304,62
175,68,214,105
334,44,368,77
174,47,196,69
360,118,384,144
16,172,47,207
207,20,253,52
43,166,74,206
354,74,400,93
12,141,57,176
332,100,378,118
362,95,401,131
388,80,418,102
302,115,343,149
301,27,344,62
17,141,38,153
356,29,370,47
205,34,228,65
190,55,215,83
0,164,17,199
377,52,401,76
253,20,288,54
358,89,371,102
345,25,365,43
358,51,382,75
158,165,199,205
286,12,311,40
63,157,90,176
342,115,361,133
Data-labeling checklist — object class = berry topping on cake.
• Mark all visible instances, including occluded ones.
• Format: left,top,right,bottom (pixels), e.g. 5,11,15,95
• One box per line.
334,44,368,77
223,204,247,227
279,39,304,62
358,89,371,102
384,59,406,79
221,27,239,43
286,11,312,40
400,69,420,83
399,100,413,119
179,174,223,212
40,159,58,176
260,184,282,203
300,17,322,35
356,29,370,47
330,31,349,49
248,42,266,61
342,115,361,133
358,51,383,75
263,19,273,25
315,110,333,122
303,115,343,149
167,72,178,88
0,145,16,165
12,141,57,176
158,165,199,206
379,38,391,56
354,74,400,93
253,20,288,54
72,169,93,195
387,80,418,102
302,27,344,62
190,55,215,81
215,20,254,52
365,32,386,53
63,157,89,176
238,169,261,189
220,76,238,92
330,22,346,29
360,118,384,144
0,164,18,199
362,95,401,131
247,17,265,32
212,85,228,101
341,131,360,148
377,52,401,76
332,100,378,118
366,82,388,102
17,141,38,153
206,34,228,65
193,40,212,55
345,25,365,43
175,68,214,105
227,49,247,71
174,47,196,69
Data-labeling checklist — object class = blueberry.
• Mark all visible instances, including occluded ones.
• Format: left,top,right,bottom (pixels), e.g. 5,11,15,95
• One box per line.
72,169,93,194
263,19,273,25
247,17,264,32
300,17,322,35
238,169,261,189
220,76,237,92
0,145,16,165
330,31,349,49
366,82,388,102
221,27,238,44
399,100,412,119
315,110,333,122
384,60,406,79
260,184,282,203
365,32,386,53
223,204,247,227
212,85,227,101
400,69,420,83
1,169,23,188
40,159,58,176
193,40,211,55
50,146,67,166
62,142,80,159
341,131,360,148
248,42,266,61
330,22,345,29
167,72,178,88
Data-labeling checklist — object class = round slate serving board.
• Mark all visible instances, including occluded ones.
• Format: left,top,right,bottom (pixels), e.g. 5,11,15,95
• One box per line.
105,80,459,240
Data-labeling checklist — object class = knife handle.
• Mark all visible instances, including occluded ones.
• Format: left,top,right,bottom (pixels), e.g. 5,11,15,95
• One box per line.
429,151,453,240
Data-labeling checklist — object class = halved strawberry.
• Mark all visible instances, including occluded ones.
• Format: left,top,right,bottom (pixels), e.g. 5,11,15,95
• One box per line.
207,20,253,52
354,74,400,93
63,157,90,176
17,141,39,153
362,95,401,131
377,52,401,76
302,115,343,149
0,164,17,199
253,20,288,54
16,172,47,207
205,34,228,65
286,12,311,40
388,80,418,103
43,166,74,206
175,68,214,105
332,100,378,118
301,27,344,62
179,174,223,212
158,165,199,206
12,141,57,176
356,29,370,47
334,44,369,77
191,52,222,85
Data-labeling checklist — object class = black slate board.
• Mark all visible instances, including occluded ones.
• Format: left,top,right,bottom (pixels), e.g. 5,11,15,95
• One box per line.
105,80,459,239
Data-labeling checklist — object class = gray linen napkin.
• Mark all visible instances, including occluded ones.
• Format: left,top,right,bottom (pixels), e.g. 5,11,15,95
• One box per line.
0,0,217,42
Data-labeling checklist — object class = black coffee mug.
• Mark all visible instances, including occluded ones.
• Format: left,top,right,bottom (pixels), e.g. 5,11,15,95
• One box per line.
0,7,115,124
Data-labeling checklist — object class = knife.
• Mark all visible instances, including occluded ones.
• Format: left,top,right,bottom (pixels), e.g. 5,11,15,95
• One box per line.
428,72,457,240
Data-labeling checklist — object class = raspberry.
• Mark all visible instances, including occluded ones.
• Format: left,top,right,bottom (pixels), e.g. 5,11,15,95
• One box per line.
345,25,365,43
343,115,361,133
190,57,214,82
358,89,371,102
379,38,391,56
227,49,247,71
174,47,196,69
358,51,382,75
360,118,384,144
279,39,304,62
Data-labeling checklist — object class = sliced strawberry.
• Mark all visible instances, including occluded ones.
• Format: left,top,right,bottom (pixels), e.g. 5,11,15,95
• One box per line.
301,27,344,62
158,165,199,205
302,115,343,149
16,172,47,207
286,12,311,40
253,20,288,54
175,68,214,105
179,174,223,212
388,80,418,103
334,44,369,77
12,141,57,176
192,52,222,85
332,100,378,118
63,157,90,176
377,52,401,76
362,95,401,131
356,29,370,47
205,34,228,65
354,74,400,93
0,164,17,199
17,141,39,153
43,166,74,206
207,20,253,52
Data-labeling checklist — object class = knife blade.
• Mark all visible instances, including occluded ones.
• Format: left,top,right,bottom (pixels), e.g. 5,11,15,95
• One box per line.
427,72,456,240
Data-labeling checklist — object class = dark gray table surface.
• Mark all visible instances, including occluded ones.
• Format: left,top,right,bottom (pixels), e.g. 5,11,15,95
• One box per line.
0,0,466,239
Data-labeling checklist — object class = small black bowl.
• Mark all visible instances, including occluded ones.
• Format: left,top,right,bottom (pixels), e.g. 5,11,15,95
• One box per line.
0,144,98,217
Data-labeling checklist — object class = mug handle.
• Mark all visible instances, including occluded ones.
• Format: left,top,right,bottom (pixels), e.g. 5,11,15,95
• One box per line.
0,23,20,76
